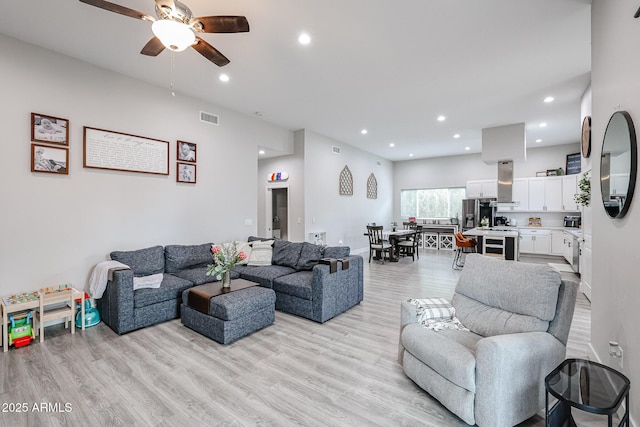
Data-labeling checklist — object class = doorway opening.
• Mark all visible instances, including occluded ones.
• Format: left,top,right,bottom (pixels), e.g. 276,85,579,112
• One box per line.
267,187,289,240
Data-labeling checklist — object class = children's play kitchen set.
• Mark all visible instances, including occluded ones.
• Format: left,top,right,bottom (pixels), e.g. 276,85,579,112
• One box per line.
1,285,100,352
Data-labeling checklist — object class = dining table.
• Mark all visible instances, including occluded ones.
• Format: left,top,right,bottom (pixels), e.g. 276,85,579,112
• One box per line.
378,229,414,261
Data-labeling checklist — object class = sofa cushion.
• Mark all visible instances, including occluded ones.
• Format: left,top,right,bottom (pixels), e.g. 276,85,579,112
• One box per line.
324,246,350,258
134,274,193,309
208,287,277,321
456,254,561,321
235,265,296,288
164,243,214,273
247,240,274,266
401,323,481,393
273,271,313,300
296,242,324,271
452,293,550,337
111,245,164,277
272,240,303,268
169,267,240,286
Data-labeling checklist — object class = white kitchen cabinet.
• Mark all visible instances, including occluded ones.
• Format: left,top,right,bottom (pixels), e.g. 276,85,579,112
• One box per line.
611,173,630,196
528,177,562,211
551,230,565,256
519,229,551,254
562,175,579,211
562,232,573,263
466,179,497,199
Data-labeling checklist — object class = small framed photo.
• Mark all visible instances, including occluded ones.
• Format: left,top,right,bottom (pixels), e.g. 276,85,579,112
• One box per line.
546,169,559,176
177,162,196,184
31,144,69,175
31,113,69,145
536,171,547,177
177,141,196,163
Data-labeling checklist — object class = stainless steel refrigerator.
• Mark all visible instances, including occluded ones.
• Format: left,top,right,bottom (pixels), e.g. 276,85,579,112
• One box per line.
462,198,497,229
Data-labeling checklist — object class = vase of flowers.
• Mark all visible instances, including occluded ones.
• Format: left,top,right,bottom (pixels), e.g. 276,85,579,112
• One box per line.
206,242,247,288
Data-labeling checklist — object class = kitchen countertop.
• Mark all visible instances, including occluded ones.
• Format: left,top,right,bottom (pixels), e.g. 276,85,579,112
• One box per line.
463,227,519,237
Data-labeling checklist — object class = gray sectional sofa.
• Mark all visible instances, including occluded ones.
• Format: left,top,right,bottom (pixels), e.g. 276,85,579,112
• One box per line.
96,239,363,335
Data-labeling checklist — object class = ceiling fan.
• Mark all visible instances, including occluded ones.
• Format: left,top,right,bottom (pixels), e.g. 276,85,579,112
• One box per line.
79,0,249,66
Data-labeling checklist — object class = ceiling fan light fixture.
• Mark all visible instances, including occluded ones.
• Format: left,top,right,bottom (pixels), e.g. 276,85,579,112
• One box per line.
152,20,195,52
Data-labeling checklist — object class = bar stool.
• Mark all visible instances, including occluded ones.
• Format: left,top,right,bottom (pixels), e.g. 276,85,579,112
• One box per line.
452,232,477,269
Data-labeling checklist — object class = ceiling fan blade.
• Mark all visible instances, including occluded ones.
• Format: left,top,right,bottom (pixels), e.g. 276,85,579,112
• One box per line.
79,0,154,21
191,16,249,33
140,37,165,56
192,37,230,67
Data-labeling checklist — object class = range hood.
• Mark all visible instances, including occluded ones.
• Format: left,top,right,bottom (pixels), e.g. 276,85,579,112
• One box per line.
490,160,520,207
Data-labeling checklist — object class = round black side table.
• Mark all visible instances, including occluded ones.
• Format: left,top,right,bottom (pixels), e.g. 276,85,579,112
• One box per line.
545,358,630,427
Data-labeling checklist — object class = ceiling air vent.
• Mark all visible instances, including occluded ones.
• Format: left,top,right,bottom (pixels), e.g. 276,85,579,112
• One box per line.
376,161,382,166
332,146,341,154
200,111,219,125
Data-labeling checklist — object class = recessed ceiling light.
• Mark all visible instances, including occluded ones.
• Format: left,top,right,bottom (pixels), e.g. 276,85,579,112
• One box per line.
361,129,368,135
540,122,547,128
544,96,555,103
536,139,542,143
465,146,470,151
219,73,230,82
389,143,395,147
437,115,446,122
298,33,311,45
258,150,265,155
453,134,460,139
409,153,413,157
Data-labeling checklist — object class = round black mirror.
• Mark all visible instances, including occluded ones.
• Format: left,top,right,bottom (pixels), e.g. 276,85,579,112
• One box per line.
600,111,637,218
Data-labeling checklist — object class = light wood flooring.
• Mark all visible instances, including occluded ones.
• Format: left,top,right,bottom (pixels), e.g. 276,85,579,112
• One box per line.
0,250,595,426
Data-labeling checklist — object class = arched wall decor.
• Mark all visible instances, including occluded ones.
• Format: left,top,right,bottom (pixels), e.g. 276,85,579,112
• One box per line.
339,165,353,196
367,173,378,199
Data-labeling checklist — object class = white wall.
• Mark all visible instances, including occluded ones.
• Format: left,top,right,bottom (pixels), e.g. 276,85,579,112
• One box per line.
303,130,393,252
592,1,639,424
0,34,291,296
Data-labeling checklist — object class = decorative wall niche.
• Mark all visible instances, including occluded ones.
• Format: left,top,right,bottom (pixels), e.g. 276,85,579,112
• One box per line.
339,165,353,196
367,173,378,199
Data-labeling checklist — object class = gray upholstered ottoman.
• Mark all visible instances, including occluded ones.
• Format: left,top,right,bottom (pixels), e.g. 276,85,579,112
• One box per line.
181,285,276,344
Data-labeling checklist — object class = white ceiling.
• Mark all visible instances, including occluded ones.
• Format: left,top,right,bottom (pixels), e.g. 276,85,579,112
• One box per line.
0,0,591,161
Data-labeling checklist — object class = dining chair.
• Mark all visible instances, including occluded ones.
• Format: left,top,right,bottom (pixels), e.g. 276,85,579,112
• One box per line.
396,230,419,261
366,225,392,264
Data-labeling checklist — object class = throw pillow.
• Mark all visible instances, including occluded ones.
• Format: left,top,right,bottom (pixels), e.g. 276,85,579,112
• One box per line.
247,240,274,266
296,242,324,271
235,241,252,265
272,240,303,268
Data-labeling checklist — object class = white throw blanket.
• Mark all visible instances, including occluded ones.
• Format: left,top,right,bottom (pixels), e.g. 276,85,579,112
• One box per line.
407,298,469,332
88,261,130,299
133,273,163,291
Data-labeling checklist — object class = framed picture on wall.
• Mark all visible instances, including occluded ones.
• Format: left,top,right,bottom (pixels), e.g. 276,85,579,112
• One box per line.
31,144,69,174
31,113,69,145
177,140,197,163
177,162,196,184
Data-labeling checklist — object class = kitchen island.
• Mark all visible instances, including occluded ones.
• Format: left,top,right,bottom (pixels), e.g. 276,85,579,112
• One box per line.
463,227,519,261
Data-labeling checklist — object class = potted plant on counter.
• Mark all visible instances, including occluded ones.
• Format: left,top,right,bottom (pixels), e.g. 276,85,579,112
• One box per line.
574,171,591,207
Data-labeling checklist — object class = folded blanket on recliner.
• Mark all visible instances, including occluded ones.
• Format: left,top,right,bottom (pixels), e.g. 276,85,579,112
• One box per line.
407,298,469,332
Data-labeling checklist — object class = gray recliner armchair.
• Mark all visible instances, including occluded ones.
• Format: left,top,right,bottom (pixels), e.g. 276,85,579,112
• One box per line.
398,254,578,427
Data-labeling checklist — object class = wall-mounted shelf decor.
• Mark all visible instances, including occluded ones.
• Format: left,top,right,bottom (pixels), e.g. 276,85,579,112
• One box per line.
83,127,169,175
339,165,353,196
367,173,378,199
